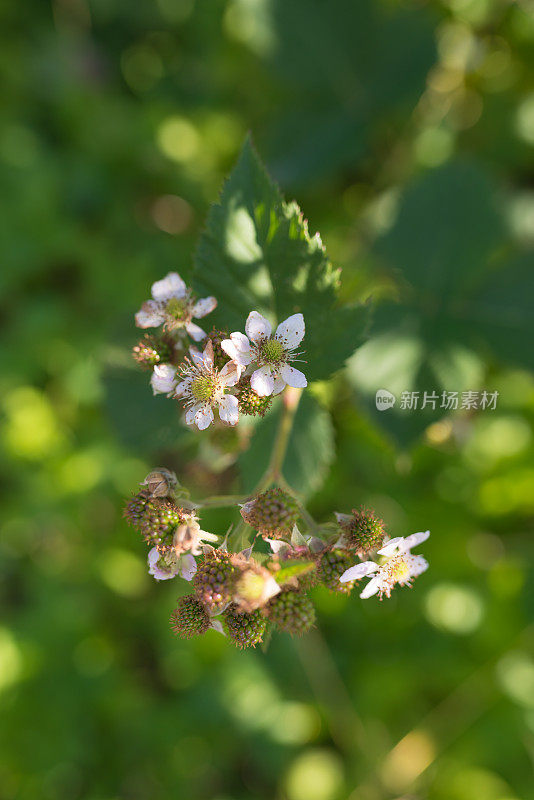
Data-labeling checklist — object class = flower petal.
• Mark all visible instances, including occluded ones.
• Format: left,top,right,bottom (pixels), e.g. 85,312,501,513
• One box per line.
174,379,191,399
191,296,217,318
275,313,305,349
246,311,272,343
401,530,430,553
377,537,404,557
135,300,165,328
201,339,214,369
360,577,381,599
406,554,429,578
218,394,239,425
209,618,225,635
151,272,186,301
195,405,214,430
179,554,197,581
219,361,241,387
221,337,253,366
339,561,378,583
272,375,286,395
280,363,307,389
185,402,202,425
250,366,274,396
150,364,177,395
185,321,207,341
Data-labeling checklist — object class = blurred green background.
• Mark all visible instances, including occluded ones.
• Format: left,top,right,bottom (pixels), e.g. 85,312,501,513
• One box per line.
1,0,534,799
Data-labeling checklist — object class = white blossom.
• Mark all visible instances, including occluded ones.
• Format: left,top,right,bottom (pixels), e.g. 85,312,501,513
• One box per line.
135,271,217,341
221,311,307,397
174,339,240,430
150,363,178,396
339,530,430,599
147,547,197,581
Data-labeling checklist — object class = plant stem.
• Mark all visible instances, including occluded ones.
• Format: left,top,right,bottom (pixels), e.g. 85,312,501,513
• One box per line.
196,493,248,509
263,386,302,486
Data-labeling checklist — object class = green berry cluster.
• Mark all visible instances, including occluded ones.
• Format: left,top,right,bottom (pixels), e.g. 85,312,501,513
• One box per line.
207,328,230,370
193,549,238,613
170,595,210,638
236,380,273,417
241,488,299,539
266,589,316,636
223,605,266,649
317,548,355,594
132,333,173,369
341,507,386,554
124,491,189,553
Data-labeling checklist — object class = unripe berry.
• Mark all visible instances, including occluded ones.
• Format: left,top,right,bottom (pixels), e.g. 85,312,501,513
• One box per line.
223,604,266,649
266,589,316,635
338,507,386,554
241,488,299,539
123,492,189,553
170,595,210,639
317,548,355,594
236,380,273,417
193,549,237,613
207,328,230,370
132,333,173,369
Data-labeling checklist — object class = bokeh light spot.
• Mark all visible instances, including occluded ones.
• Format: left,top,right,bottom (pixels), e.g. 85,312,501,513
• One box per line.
425,583,484,634
285,749,344,800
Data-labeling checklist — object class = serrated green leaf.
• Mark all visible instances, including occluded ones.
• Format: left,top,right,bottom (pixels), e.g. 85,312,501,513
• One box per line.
238,392,334,498
193,137,370,382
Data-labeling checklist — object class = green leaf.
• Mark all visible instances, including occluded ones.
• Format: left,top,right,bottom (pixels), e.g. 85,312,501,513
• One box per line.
238,393,335,498
274,561,316,586
193,137,370,382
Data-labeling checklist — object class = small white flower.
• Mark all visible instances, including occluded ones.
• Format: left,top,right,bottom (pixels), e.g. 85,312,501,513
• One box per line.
339,530,430,599
147,547,197,582
150,363,178,396
135,271,217,341
221,311,307,397
174,339,240,430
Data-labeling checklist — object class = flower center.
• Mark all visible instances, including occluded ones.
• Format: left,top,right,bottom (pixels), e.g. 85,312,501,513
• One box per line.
260,338,285,363
165,297,189,323
191,375,217,402
385,556,410,583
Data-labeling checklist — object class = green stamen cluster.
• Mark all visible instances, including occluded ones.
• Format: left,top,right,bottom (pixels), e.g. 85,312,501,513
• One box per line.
132,334,173,369
223,605,266,649
266,589,316,636
317,548,355,594
170,595,211,639
341,507,386,554
260,337,285,363
191,375,217,402
193,549,238,613
165,296,189,322
241,488,299,539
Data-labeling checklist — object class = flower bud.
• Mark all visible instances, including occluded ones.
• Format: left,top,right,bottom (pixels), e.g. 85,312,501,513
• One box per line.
223,604,266,649
240,488,299,539
232,558,281,613
193,549,238,613
317,548,355,594
336,506,386,554
265,588,316,635
170,595,210,638
141,468,177,498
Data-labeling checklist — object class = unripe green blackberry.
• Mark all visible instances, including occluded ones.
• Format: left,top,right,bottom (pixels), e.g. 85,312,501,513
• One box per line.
123,492,188,552
193,549,237,613
132,333,173,369
236,380,273,417
207,328,230,370
338,507,386,554
241,488,299,539
317,548,355,594
223,604,266,649
266,589,316,635
170,595,210,639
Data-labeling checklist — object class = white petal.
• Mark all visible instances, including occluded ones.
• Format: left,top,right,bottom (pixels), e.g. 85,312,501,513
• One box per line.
135,300,165,328
407,555,429,578
335,513,353,526
360,577,381,599
401,530,430,553
209,619,225,635
339,561,378,583
174,379,191,399
221,337,253,367
191,296,217,319
280,363,307,389
201,339,214,369
195,405,214,430
377,537,405,557
180,554,197,581
275,313,305,350
186,321,207,341
219,361,241,387
147,547,160,568
246,311,272,343
199,529,219,542
150,364,177,395
218,394,239,425
272,375,286,395
185,403,202,425
250,366,274,396
265,538,289,555
189,347,204,367
151,272,186,301
230,331,253,352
